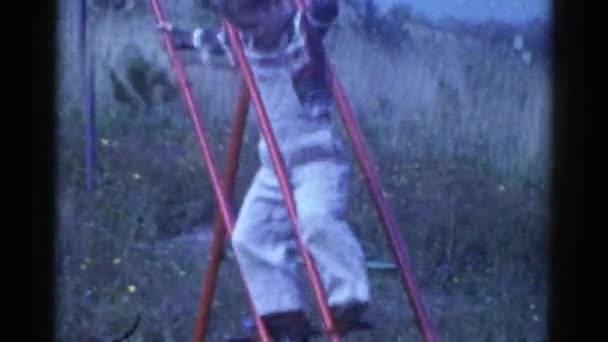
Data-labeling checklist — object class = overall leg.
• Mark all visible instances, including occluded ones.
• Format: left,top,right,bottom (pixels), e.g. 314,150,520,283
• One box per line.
232,166,306,315
291,158,371,326
231,167,311,340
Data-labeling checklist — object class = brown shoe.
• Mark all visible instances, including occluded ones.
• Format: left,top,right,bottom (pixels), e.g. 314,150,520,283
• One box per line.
262,311,312,342
231,311,311,342
330,302,373,335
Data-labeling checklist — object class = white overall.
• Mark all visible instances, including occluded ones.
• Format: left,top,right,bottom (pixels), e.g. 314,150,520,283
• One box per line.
216,13,371,316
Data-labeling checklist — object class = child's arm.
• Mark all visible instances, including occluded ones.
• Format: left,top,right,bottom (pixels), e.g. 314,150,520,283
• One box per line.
304,0,338,39
158,22,235,69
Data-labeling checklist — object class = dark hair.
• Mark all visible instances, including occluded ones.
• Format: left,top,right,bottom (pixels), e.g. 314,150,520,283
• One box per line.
213,0,272,20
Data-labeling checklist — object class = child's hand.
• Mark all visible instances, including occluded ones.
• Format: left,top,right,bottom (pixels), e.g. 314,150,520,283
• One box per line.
157,21,174,32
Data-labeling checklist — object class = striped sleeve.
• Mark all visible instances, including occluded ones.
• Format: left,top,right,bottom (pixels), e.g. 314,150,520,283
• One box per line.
170,27,201,49
171,26,236,69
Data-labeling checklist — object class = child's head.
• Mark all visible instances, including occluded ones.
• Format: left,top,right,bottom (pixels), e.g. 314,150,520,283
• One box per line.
215,0,295,33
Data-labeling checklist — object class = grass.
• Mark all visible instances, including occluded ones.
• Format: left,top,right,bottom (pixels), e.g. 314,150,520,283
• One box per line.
55,1,550,341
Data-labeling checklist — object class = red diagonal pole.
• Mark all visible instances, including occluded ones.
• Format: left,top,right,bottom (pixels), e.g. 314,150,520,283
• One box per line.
148,1,270,341
194,83,250,341
329,64,437,342
291,1,437,341
222,21,341,342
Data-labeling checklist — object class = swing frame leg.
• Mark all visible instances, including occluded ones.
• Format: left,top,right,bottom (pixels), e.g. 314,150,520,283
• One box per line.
149,1,271,340
194,84,250,341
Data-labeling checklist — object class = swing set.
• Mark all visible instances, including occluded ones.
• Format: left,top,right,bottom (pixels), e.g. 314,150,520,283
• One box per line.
147,0,438,341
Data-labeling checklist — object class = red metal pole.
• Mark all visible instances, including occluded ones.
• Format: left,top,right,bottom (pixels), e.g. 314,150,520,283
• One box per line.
194,83,250,341
289,0,437,339
327,64,438,342
222,22,341,342
148,1,270,341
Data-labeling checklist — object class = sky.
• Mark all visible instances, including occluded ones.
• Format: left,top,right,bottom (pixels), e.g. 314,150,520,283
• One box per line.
374,0,551,24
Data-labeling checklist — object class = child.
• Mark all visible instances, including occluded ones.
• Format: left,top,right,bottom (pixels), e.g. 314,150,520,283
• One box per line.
159,0,370,340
